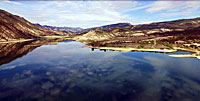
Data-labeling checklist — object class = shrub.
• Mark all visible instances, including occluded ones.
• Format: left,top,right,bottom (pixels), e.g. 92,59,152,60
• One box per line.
166,43,174,49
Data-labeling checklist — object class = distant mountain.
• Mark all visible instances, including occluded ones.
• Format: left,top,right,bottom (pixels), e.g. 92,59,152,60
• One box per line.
0,9,69,41
35,23,132,33
80,23,132,33
77,18,200,34
131,17,200,31
81,17,200,34
35,24,83,33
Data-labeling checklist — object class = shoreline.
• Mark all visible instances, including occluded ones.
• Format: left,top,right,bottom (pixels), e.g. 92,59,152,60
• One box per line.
85,46,177,53
1,39,200,59
174,47,199,53
0,39,34,44
84,45,200,59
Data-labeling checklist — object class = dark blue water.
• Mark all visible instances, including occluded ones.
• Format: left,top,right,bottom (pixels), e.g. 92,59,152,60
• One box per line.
0,41,199,101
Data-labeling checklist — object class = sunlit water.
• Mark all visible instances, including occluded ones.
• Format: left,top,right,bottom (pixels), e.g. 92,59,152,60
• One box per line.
0,41,200,101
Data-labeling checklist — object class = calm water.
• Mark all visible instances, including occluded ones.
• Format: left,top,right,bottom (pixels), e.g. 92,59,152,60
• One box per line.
0,41,200,101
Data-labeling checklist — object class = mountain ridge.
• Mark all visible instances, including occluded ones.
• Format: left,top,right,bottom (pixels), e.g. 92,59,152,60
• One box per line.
35,24,83,33
35,17,200,34
35,23,132,33
74,17,200,42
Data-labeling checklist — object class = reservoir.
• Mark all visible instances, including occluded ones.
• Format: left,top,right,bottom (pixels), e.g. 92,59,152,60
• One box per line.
0,41,200,101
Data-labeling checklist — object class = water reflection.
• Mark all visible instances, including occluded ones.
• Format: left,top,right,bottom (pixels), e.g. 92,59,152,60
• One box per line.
0,41,199,101
0,41,41,66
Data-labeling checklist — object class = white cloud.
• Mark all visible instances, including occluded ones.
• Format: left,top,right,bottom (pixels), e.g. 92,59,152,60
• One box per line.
0,1,140,28
146,1,174,13
0,1,199,28
2,0,22,5
124,3,152,12
146,1,200,17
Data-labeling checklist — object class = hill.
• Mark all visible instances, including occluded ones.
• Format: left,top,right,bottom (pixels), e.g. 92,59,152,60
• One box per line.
0,9,70,42
79,23,132,33
73,17,200,52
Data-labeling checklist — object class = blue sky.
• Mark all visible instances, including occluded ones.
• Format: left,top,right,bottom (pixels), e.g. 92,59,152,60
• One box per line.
0,1,200,28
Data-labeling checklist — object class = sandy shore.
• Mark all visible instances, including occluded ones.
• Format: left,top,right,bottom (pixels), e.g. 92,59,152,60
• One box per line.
169,54,197,58
169,54,200,59
86,46,177,53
